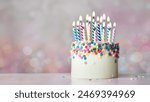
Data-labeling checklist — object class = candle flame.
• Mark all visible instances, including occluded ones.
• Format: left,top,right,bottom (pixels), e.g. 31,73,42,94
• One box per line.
86,14,89,21
77,21,80,26
72,12,117,43
100,16,103,23
96,16,99,21
102,13,106,20
88,16,91,22
72,21,75,26
113,22,116,27
92,11,95,17
107,16,110,22
79,15,82,21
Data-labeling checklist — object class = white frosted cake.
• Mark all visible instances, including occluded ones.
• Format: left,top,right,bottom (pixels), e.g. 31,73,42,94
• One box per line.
71,12,119,79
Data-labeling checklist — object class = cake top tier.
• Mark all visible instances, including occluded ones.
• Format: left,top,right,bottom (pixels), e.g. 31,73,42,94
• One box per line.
72,11,117,44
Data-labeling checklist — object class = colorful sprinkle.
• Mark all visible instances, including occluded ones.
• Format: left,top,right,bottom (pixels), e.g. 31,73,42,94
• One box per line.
71,41,119,61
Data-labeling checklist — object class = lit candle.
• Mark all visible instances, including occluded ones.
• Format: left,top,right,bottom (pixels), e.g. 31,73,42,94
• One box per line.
79,15,83,41
107,22,112,43
92,11,95,19
102,13,106,43
106,16,112,43
112,22,116,43
92,11,96,42
102,13,106,21
72,21,77,41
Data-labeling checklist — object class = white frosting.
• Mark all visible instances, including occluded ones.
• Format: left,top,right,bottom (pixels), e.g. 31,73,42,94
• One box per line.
71,54,118,79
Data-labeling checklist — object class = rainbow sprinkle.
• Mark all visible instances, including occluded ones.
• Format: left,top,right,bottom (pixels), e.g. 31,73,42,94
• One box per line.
71,41,119,60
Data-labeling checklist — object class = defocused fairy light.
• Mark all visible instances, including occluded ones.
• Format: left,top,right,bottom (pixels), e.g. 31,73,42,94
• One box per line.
30,57,43,72
129,52,143,63
36,51,45,59
22,46,32,55
0,0,149,73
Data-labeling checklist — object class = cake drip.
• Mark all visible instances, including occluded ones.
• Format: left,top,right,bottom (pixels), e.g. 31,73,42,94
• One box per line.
71,41,119,62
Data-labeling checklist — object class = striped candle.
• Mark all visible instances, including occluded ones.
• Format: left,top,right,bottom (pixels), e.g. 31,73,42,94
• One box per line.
92,11,95,42
100,16,103,43
102,22,105,43
112,22,116,43
71,12,117,45
106,16,112,43
107,22,112,43
96,16,101,42
76,21,80,41
72,21,77,41
102,13,106,43
88,16,92,42
79,15,83,41
94,23,97,42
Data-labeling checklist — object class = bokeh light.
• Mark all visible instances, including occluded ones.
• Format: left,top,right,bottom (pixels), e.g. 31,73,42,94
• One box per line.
0,0,149,73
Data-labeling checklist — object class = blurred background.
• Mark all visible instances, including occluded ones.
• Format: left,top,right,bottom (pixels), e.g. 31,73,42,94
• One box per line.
0,0,149,73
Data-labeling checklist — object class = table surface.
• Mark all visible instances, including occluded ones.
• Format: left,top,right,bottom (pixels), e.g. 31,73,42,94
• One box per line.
0,73,149,85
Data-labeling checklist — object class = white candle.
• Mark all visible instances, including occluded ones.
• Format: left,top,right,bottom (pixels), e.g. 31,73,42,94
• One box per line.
86,14,90,41
106,16,112,43
112,22,116,43
107,22,112,43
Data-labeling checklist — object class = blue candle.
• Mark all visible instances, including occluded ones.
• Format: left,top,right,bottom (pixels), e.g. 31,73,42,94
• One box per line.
99,16,103,43
76,21,80,41
92,11,95,42
72,21,77,41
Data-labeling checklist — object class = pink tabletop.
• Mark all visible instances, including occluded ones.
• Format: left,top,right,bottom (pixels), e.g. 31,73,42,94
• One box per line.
0,73,149,85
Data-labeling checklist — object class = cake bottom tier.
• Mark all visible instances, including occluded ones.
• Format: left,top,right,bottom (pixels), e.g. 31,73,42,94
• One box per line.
71,55,118,79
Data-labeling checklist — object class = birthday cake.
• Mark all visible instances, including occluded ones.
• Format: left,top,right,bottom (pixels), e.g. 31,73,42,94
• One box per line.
71,12,119,79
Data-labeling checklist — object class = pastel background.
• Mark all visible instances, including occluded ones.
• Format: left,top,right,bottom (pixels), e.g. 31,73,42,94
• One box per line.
0,0,149,74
